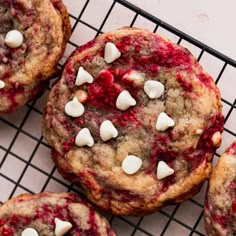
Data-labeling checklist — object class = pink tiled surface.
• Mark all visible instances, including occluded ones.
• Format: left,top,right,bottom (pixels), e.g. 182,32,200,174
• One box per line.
0,1,235,236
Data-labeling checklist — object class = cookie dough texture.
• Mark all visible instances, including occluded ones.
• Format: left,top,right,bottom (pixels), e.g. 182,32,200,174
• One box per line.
0,0,71,113
204,141,236,236
0,192,116,235
43,27,223,215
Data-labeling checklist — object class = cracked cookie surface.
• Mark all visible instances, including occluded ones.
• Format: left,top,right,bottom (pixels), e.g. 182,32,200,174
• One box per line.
43,27,223,215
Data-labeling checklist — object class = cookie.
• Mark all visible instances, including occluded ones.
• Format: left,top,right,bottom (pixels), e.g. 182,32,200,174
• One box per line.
0,192,116,236
0,0,71,113
204,141,236,236
43,27,224,215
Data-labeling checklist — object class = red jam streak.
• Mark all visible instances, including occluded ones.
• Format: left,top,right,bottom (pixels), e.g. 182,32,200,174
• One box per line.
226,141,236,156
1,228,14,236
63,138,75,152
84,210,98,235
113,189,142,202
85,68,141,129
228,182,236,214
64,40,96,86
176,73,193,92
146,134,173,172
0,220,5,227
231,201,236,214
151,43,191,67
197,73,213,89
161,176,176,192
33,203,73,225
87,70,122,109
197,113,224,152
75,39,96,54
8,215,31,227
108,109,140,129
212,213,229,228
64,63,77,87
183,150,206,171
115,36,133,52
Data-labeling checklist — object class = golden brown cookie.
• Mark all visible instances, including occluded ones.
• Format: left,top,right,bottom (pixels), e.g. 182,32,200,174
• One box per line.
0,192,116,235
204,141,236,236
43,27,223,215
0,0,71,113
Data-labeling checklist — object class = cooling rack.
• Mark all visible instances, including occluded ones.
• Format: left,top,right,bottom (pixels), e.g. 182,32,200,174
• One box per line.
0,0,236,235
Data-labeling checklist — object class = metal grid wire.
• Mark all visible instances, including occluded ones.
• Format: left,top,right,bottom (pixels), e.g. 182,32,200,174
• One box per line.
0,0,236,235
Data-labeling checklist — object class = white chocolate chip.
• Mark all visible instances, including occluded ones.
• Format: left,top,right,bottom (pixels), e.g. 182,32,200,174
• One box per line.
211,131,222,147
195,129,203,135
116,90,136,111
75,67,94,86
75,128,94,147
156,112,175,131
104,42,121,63
0,80,5,89
122,70,144,86
21,228,38,236
157,161,174,180
100,120,118,141
65,97,84,117
75,90,88,103
55,218,72,236
2,57,8,63
144,80,164,99
122,155,142,175
5,30,24,48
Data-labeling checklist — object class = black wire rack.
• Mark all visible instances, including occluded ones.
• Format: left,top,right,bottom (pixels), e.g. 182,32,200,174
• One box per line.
0,0,236,235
